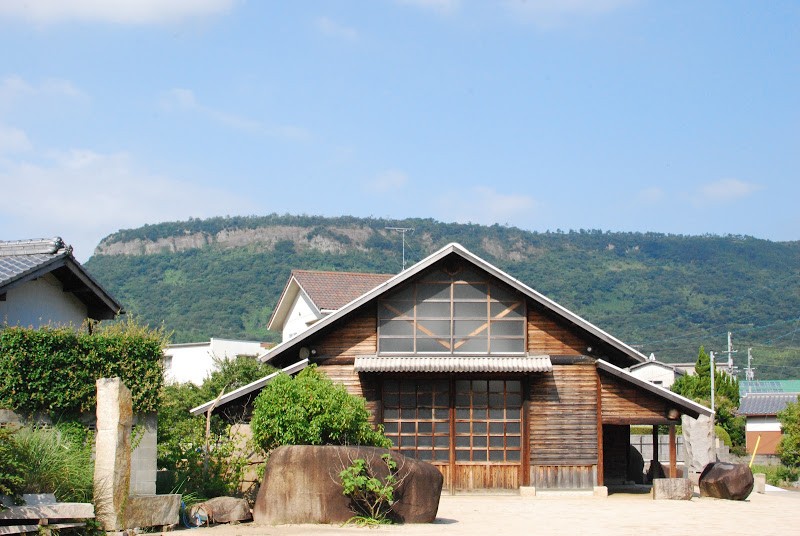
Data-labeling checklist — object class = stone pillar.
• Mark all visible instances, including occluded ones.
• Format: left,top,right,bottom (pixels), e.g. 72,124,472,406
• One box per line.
94,378,133,531
682,414,715,474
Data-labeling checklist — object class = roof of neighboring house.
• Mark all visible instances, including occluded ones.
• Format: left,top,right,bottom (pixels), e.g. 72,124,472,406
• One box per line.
740,380,800,396
198,243,653,415
738,393,800,416
267,269,394,331
0,237,123,321
628,360,686,375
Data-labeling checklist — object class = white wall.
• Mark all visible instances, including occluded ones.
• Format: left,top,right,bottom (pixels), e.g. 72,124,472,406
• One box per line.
281,291,322,342
746,417,782,433
163,338,265,385
0,274,88,328
628,363,679,389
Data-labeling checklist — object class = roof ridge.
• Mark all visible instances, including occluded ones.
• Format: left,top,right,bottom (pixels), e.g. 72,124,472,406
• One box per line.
292,269,395,277
0,237,68,257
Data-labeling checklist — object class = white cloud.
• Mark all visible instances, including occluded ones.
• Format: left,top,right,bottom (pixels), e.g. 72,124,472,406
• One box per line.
366,169,409,193
160,88,310,140
0,0,237,25
439,186,537,225
0,149,255,260
504,0,637,26
315,16,358,41
396,0,460,15
0,76,86,112
0,125,33,154
695,178,762,204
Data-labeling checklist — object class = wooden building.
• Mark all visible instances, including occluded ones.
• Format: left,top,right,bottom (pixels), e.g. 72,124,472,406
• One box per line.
194,243,711,492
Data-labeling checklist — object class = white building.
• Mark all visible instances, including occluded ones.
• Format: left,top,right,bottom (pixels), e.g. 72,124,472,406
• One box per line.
163,337,269,385
627,354,686,389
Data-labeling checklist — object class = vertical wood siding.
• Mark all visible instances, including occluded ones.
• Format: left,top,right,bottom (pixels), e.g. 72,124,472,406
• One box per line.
531,465,596,490
529,364,599,466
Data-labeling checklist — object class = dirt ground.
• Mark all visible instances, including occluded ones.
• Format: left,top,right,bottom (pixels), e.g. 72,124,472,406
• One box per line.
174,489,800,536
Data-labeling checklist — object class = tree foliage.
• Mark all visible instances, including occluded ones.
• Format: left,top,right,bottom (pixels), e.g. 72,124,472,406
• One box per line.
250,366,391,453
777,395,800,468
672,346,745,450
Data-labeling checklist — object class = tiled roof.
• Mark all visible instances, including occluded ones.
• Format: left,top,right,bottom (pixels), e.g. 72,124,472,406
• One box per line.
0,238,69,288
292,270,394,311
354,355,553,373
738,393,800,416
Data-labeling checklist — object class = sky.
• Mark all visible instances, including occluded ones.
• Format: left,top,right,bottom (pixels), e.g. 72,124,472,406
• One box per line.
0,0,798,261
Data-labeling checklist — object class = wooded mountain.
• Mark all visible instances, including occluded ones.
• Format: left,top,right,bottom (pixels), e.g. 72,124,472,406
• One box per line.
84,214,800,379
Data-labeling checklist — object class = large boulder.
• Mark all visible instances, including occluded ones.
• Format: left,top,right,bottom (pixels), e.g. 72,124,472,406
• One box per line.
253,445,443,525
699,462,754,500
189,497,252,524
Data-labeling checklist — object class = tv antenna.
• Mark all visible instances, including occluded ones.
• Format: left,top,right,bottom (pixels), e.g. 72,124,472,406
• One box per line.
385,226,414,271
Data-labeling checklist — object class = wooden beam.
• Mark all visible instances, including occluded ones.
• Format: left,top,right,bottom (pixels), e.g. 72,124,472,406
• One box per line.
669,424,677,478
652,426,659,463
596,370,604,486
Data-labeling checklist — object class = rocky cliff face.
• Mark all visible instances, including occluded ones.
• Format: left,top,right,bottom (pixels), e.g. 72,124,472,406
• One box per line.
94,225,378,256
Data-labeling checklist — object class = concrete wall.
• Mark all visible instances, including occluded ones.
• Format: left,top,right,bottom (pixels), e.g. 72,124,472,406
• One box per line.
0,274,87,328
164,338,264,385
131,413,157,495
281,291,322,341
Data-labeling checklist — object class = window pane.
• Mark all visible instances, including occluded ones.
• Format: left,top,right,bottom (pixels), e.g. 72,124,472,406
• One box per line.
418,422,433,434
456,338,488,353
507,436,521,448
472,422,486,435
417,301,451,318
474,436,487,448
417,336,450,353
507,450,521,462
490,285,516,303
383,422,398,434
401,422,415,433
379,337,413,353
383,408,398,420
456,407,470,420
507,393,522,406
380,300,414,318
473,450,487,461
491,301,523,318
454,302,487,318
490,436,505,448
455,380,471,392
490,320,524,336
418,436,433,447
489,338,525,353
417,450,433,461
456,422,469,434
489,408,505,420
456,450,471,461
472,381,488,393
417,283,451,301
473,393,488,408
489,450,505,461
453,320,487,337
380,319,414,336
489,422,504,434
418,320,451,338
453,282,488,300
506,422,520,434
456,436,470,448
489,393,504,408
488,380,505,392
435,436,450,448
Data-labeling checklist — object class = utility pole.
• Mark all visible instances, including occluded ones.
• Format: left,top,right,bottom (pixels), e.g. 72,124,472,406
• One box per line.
385,227,414,271
720,331,738,375
744,347,755,381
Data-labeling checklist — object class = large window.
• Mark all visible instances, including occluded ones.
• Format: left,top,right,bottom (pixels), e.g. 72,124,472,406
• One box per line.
378,266,525,354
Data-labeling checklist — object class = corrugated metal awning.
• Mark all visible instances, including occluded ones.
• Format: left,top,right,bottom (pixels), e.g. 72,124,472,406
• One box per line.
354,355,552,373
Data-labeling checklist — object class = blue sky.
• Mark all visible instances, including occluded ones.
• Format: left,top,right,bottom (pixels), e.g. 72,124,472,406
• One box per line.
0,0,797,261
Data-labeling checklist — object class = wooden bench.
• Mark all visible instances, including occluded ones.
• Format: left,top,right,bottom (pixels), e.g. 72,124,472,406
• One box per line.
0,495,94,535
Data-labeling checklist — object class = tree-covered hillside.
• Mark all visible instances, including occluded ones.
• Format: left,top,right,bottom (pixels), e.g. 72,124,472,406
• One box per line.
85,214,800,379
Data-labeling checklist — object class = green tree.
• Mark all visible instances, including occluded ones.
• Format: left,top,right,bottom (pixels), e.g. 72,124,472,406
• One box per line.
672,346,745,452
777,395,800,468
157,355,277,498
250,366,391,453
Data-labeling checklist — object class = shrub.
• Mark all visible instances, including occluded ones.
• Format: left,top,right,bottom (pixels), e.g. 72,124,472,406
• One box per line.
777,396,800,469
250,366,390,453
0,426,24,507
340,454,399,525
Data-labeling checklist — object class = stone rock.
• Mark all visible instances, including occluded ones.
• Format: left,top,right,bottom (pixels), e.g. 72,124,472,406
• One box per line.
699,462,754,501
190,497,252,524
753,473,766,494
682,415,715,474
652,478,693,500
122,494,181,529
253,445,443,525
627,445,644,484
646,460,666,483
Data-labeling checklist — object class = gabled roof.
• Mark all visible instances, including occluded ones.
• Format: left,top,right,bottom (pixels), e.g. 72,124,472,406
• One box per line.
738,393,800,417
597,359,712,418
267,270,394,331
196,243,656,415
0,237,123,321
263,242,649,368
628,360,686,375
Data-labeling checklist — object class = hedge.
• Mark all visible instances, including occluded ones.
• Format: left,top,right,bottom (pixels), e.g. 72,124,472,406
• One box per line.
0,320,166,416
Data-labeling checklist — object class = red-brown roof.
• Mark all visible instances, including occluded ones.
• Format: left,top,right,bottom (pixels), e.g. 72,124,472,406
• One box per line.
291,270,394,311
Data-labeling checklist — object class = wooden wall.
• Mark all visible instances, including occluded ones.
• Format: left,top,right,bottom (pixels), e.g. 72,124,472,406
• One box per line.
599,370,673,425
529,364,598,489
313,305,381,423
527,307,590,355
